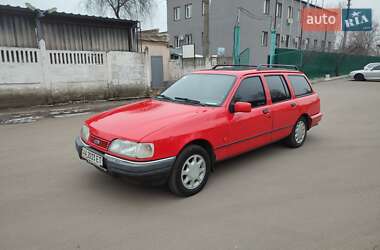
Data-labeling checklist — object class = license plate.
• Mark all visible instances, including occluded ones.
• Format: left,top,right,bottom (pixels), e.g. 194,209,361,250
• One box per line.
81,147,104,170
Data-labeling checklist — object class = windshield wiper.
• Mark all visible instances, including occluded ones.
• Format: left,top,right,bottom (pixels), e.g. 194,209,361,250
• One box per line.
157,95,214,106
174,97,202,105
155,94,174,102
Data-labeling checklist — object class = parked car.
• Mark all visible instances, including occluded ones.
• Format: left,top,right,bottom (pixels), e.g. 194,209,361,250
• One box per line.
350,63,380,81
75,65,322,197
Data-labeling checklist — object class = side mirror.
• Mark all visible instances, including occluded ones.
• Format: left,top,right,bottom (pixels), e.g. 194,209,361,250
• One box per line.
233,102,251,113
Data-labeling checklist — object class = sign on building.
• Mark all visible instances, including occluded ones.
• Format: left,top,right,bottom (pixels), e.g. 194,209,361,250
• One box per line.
182,44,195,59
342,9,372,31
301,8,372,32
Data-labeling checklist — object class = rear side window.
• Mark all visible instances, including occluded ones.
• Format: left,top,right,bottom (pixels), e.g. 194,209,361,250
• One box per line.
288,75,313,97
265,75,291,103
234,76,266,107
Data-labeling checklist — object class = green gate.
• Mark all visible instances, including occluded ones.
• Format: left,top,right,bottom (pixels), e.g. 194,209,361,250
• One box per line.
239,48,250,65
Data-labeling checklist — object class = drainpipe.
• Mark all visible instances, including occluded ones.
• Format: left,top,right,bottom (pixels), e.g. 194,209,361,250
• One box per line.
202,0,210,67
269,0,279,66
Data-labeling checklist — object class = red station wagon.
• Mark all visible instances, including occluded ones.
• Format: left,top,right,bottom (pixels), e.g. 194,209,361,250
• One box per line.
75,64,322,196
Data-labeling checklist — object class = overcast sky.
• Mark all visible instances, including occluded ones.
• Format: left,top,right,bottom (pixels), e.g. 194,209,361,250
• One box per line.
0,0,379,31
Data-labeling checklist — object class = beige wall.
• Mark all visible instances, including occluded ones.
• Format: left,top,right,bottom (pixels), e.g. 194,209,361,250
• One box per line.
142,41,170,82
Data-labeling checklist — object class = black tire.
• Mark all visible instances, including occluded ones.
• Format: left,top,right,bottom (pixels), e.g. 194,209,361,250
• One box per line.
285,117,308,148
168,145,211,197
354,74,365,81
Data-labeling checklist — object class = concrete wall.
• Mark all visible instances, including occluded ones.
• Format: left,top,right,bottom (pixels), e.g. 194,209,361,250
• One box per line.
0,46,149,109
167,57,218,81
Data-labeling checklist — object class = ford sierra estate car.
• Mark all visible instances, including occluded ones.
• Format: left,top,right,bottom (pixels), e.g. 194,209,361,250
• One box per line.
75,64,322,197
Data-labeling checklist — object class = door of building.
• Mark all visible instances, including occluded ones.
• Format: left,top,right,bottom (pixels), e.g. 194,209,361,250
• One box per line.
151,56,163,89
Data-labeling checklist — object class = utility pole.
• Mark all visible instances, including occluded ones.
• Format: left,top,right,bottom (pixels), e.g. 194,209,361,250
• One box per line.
299,0,311,50
202,0,210,65
269,0,279,65
341,0,351,52
322,0,327,52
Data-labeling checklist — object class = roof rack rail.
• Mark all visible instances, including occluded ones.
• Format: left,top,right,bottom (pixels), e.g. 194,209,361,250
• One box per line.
257,64,299,70
212,64,258,70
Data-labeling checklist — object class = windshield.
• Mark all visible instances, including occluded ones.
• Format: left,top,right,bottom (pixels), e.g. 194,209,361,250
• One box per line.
158,74,236,106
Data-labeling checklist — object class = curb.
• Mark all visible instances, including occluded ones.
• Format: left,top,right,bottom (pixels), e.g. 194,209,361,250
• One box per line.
311,75,348,84
0,97,146,125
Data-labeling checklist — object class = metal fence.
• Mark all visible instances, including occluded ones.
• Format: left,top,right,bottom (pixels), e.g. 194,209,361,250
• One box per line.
0,13,37,48
0,5,138,52
274,48,380,79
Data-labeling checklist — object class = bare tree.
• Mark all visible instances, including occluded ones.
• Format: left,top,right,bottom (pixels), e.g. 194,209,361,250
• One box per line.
345,22,380,56
85,0,153,19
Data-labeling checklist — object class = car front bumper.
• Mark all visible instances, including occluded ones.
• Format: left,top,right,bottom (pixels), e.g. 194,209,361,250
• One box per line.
75,137,175,182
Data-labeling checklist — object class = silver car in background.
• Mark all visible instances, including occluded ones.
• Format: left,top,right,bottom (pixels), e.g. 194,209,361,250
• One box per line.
350,63,380,81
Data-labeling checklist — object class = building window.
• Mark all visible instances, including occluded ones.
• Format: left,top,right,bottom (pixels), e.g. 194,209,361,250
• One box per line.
305,38,310,50
287,6,293,19
328,41,332,51
313,39,318,49
285,35,290,48
174,36,180,47
321,40,326,50
276,2,282,18
276,33,281,47
261,31,268,47
293,37,299,48
185,4,192,19
263,0,270,15
185,34,193,44
174,7,180,21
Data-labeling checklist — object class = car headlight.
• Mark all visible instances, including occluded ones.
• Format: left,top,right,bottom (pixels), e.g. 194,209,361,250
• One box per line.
81,125,90,142
109,139,154,159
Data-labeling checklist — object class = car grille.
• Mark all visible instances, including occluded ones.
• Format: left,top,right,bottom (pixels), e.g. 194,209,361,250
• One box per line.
89,135,110,150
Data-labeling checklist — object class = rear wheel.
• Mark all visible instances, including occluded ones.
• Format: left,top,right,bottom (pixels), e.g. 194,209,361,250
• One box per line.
285,117,308,148
354,74,365,81
168,145,211,197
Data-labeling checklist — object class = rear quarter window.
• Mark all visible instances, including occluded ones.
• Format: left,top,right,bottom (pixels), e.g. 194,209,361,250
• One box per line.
288,75,313,97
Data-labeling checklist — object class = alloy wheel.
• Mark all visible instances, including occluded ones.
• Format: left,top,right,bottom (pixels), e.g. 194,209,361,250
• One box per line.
180,154,206,190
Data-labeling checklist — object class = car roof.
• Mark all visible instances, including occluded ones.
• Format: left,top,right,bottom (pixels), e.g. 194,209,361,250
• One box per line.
365,63,380,67
193,64,303,77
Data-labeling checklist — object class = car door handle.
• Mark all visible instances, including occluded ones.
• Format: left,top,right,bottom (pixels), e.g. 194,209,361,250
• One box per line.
290,102,297,107
262,108,270,114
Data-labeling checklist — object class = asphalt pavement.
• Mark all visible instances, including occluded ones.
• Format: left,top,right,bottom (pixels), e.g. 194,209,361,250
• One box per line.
1,78,380,250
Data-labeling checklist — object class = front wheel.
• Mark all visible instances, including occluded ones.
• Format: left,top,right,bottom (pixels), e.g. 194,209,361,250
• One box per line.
354,74,365,81
168,145,211,197
285,117,308,148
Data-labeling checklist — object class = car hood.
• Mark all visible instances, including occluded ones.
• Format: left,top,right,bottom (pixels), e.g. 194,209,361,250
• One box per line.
350,70,365,75
86,99,207,141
